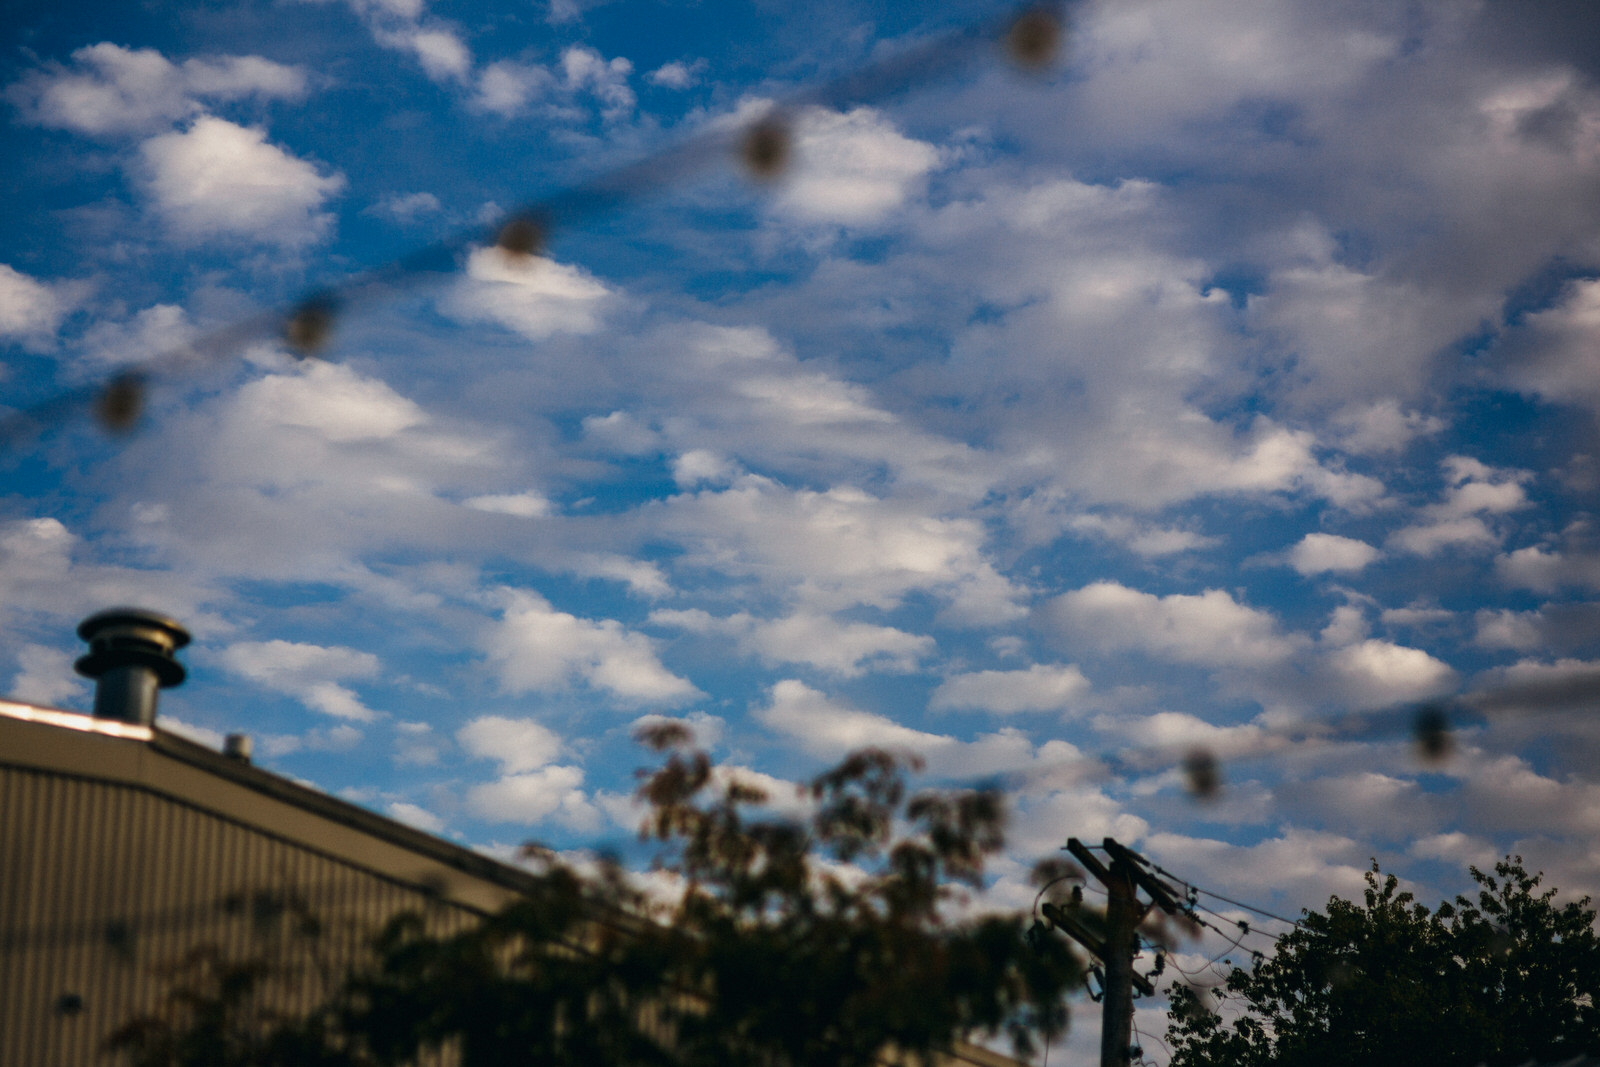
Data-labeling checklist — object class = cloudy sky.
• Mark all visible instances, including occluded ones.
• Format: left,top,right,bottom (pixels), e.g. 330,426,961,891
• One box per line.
4,0,1600,1055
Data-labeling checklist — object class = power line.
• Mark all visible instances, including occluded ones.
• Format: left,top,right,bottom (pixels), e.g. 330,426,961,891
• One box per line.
1189,903,1291,946
1189,890,1300,930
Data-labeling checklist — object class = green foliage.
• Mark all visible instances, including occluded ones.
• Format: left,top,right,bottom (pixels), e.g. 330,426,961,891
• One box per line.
111,729,1082,1066
1166,858,1600,1067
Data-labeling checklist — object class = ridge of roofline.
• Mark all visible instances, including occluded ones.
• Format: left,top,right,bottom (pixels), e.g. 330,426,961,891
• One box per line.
0,698,546,901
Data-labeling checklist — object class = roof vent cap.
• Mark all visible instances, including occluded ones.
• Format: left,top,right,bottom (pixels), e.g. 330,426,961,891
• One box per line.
74,608,191,726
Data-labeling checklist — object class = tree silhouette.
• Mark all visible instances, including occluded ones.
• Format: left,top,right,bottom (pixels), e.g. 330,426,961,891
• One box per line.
1166,858,1600,1067
111,724,1083,1066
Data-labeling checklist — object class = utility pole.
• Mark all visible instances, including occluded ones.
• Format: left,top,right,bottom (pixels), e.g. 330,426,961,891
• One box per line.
1040,838,1186,1067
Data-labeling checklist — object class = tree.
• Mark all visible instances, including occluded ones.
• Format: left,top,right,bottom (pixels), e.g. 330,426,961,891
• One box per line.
1165,858,1600,1067
111,725,1083,1066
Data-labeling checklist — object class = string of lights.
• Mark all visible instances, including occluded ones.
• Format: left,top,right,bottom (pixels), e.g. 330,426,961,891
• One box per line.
0,2,1067,453
933,663,1600,812
3,0,1596,823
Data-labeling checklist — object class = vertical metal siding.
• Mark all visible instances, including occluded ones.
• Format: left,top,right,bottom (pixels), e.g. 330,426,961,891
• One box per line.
0,765,476,1066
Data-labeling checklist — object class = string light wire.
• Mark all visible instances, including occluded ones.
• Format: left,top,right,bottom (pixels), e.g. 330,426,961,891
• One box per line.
0,2,1070,450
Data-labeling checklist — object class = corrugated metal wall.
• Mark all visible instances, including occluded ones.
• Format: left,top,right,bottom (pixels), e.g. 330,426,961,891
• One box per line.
0,764,477,1066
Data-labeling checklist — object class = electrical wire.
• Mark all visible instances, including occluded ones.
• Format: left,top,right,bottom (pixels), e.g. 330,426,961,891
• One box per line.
1190,887,1302,929
1032,871,1083,919
1190,904,1288,952
1133,1018,1171,1058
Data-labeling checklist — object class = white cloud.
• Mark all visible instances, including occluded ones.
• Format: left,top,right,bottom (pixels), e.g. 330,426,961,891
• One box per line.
1498,543,1600,594
649,608,932,677
929,664,1091,714
1390,517,1501,557
393,721,442,765
1114,710,1270,760
242,359,428,442
745,612,931,675
1043,581,1303,669
485,589,699,705
386,801,446,834
1409,832,1497,870
774,106,941,225
180,55,309,101
1247,258,1472,403
1007,785,1150,856
442,248,612,340
671,450,736,488
8,42,307,136
1474,609,1543,651
79,303,194,369
457,715,562,773
1330,399,1444,456
216,639,381,721
581,410,660,454
629,709,725,749
571,554,671,598
1501,278,1600,413
654,476,1024,623
1145,828,1373,912
465,764,598,826
9,644,85,707
160,716,227,750
310,0,476,84
1455,750,1600,838
470,44,636,122
137,116,345,245
757,680,943,755
1061,512,1220,557
647,59,704,90
463,492,551,518
1323,639,1457,707
377,26,472,83
368,191,441,223
0,515,212,633
1074,0,1399,133
474,61,555,115
1380,604,1454,628
1288,533,1380,575
96,357,520,587
1390,456,1530,557
755,679,1080,780
1469,603,1600,657
559,45,634,121
334,0,425,21
1472,657,1600,717
0,264,77,344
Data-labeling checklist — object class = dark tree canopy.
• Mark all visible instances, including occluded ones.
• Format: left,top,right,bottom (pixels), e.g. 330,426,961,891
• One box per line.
111,726,1083,1067
1166,858,1600,1067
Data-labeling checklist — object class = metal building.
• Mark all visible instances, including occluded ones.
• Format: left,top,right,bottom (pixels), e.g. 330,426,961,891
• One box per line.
1,611,1026,1067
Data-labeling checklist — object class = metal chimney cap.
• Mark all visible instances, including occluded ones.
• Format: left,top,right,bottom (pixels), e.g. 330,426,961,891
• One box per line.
75,607,191,688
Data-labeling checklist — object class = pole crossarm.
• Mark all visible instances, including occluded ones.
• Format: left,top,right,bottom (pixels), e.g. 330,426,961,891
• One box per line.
1101,838,1186,917
1064,837,1115,887
1040,902,1155,997
1057,837,1188,1067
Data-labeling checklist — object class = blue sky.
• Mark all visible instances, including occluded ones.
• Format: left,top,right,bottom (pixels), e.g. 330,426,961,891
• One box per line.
4,0,1600,1055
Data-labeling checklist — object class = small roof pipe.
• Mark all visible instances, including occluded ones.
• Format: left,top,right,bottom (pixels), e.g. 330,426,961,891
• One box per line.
74,608,190,726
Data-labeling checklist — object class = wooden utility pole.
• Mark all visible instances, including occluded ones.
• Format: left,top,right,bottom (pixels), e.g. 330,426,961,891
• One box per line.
1044,838,1187,1067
